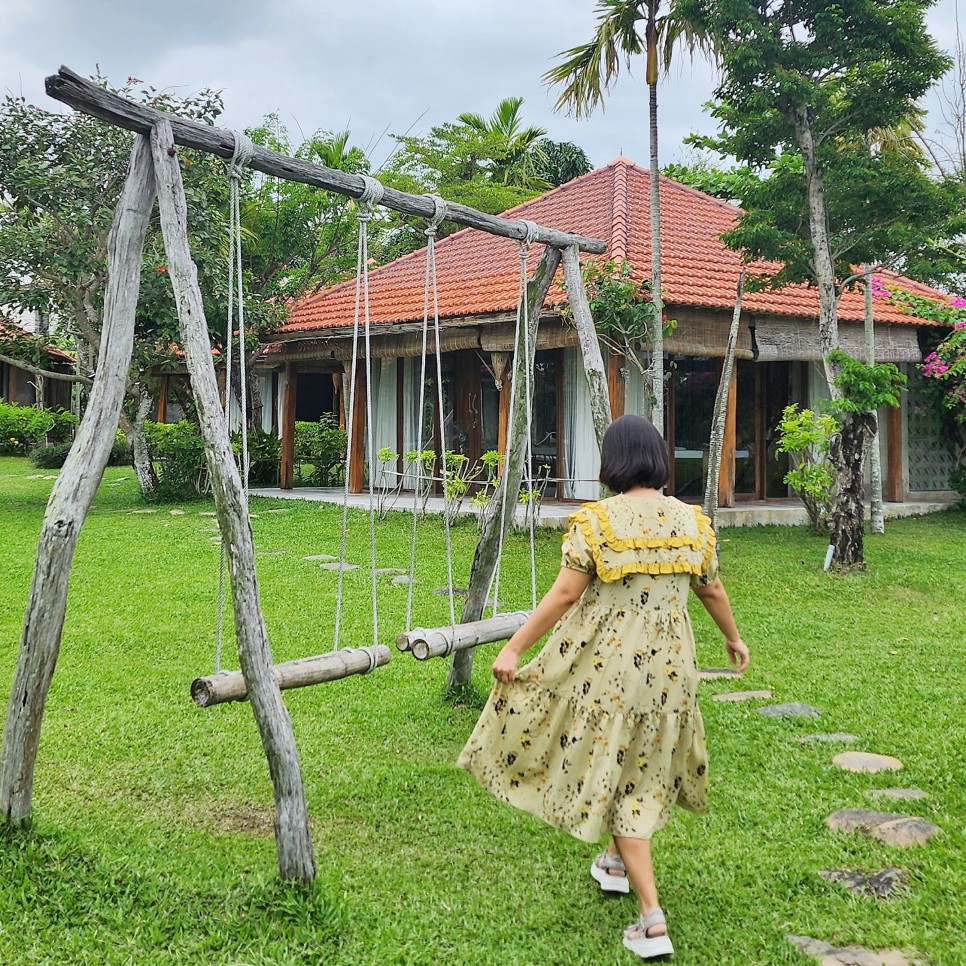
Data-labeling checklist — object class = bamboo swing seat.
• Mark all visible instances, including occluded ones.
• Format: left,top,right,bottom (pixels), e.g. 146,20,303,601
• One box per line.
396,611,530,661
191,645,391,708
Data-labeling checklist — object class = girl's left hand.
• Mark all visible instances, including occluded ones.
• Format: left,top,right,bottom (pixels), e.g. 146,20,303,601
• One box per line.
492,644,521,683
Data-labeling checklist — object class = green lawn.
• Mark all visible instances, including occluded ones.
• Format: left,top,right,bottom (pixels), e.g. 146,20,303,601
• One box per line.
0,455,963,965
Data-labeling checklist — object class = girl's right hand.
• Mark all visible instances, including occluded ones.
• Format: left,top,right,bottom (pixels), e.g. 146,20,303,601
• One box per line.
492,643,521,683
725,638,750,673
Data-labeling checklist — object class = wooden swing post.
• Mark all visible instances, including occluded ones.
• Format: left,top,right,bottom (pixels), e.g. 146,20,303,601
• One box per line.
0,136,156,823
151,120,315,883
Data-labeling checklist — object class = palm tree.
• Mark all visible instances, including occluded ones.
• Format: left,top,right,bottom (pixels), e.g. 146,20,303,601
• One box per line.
544,0,708,436
458,97,548,189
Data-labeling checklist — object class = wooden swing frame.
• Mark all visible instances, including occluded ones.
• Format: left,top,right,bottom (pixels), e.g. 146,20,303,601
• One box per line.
0,66,615,884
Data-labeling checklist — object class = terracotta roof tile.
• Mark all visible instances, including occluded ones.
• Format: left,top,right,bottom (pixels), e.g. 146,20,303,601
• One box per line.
0,317,75,362
282,157,950,335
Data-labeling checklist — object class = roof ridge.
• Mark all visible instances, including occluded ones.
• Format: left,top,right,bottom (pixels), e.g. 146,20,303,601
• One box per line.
610,157,630,261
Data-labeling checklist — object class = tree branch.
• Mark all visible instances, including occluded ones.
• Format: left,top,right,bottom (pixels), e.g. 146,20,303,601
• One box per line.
0,352,91,386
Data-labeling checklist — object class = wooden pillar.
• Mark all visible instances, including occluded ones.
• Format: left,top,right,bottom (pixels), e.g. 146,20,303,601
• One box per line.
349,360,366,494
717,373,737,508
0,135,155,827
279,363,297,490
156,374,168,423
607,352,625,420
885,399,903,502
151,121,314,883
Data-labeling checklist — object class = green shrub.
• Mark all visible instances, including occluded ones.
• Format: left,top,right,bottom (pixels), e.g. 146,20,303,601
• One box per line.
30,432,130,470
146,420,208,500
294,414,346,486
239,426,280,486
0,400,76,455
775,404,838,535
951,466,966,509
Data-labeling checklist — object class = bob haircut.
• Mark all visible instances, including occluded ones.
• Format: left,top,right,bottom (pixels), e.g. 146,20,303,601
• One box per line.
598,414,669,493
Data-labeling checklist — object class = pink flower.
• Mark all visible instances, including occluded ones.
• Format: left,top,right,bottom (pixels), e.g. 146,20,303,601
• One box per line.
871,277,891,299
950,296,966,308
954,319,966,330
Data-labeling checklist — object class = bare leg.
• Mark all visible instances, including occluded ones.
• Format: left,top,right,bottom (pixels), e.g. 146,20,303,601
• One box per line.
612,836,666,939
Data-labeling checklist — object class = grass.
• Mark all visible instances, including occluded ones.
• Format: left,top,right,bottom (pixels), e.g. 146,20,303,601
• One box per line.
0,455,964,965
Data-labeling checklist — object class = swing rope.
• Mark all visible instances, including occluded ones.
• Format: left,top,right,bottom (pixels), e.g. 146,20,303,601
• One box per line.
405,195,456,635
490,219,540,618
214,129,255,673
334,175,385,652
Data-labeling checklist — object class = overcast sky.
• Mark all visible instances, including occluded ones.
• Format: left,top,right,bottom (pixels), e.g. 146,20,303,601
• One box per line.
1,0,963,172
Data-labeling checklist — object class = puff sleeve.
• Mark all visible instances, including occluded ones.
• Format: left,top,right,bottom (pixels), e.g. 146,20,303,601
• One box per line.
561,512,595,574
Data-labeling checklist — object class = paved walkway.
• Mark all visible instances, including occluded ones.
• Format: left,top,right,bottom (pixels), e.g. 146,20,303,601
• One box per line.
249,487,955,529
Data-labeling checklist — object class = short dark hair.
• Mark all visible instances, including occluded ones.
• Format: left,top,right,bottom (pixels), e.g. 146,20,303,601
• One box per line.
598,414,669,492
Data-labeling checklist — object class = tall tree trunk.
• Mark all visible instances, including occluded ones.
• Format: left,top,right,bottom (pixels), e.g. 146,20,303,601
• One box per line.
792,102,874,568
131,380,158,497
647,5,665,437
0,136,155,824
447,247,561,693
828,412,877,569
864,269,884,533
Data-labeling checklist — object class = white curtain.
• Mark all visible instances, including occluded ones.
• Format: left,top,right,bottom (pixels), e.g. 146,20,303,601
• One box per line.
563,347,602,500
624,363,648,417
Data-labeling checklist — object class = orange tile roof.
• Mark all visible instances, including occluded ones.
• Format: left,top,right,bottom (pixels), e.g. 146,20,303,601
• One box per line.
281,156,949,336
0,317,75,362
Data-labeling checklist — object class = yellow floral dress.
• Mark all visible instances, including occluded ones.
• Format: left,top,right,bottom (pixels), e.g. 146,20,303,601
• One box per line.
458,494,718,843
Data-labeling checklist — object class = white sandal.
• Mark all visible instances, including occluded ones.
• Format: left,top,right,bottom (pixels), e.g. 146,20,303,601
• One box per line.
623,908,674,959
590,850,630,894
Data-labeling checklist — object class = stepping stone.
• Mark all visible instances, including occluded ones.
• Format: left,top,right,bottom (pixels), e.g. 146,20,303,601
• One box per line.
25,474,43,480
319,562,358,572
865,788,928,801
375,568,406,576
200,511,217,517
826,810,941,848
264,508,289,513
128,508,157,514
833,752,903,773
868,817,941,848
392,575,415,585
434,586,468,597
248,512,260,519
819,867,908,899
797,733,858,745
42,474,57,480
758,702,822,718
258,550,288,556
712,690,772,702
209,536,222,543
303,553,338,562
826,809,905,833
169,509,185,515
698,668,742,680
787,935,923,965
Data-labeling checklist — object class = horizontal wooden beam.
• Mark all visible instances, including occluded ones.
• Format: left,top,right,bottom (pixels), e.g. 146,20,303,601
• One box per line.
190,645,391,707
397,611,530,661
46,67,608,255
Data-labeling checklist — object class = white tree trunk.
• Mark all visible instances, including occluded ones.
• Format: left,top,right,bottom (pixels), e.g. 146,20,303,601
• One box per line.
864,269,884,533
0,136,156,823
131,381,158,497
648,77,665,435
150,121,315,883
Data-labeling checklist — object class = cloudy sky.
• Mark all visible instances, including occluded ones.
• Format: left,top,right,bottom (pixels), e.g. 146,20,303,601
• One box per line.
1,0,963,172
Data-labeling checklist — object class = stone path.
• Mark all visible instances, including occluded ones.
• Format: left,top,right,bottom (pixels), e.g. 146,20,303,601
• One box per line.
758,702,822,718
832,751,903,773
711,690,772,702
698,667,742,681
787,935,923,965
826,808,941,848
819,867,908,899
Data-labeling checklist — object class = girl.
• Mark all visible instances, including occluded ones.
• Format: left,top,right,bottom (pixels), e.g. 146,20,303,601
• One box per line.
458,415,748,959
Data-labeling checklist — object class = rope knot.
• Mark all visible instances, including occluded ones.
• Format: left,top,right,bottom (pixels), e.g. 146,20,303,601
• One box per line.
357,175,385,217
517,219,540,250
424,193,448,237
228,130,255,181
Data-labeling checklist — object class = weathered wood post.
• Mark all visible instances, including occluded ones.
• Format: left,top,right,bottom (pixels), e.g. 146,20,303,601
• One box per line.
0,136,156,823
561,245,611,449
704,272,746,529
150,121,315,883
446,247,561,692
